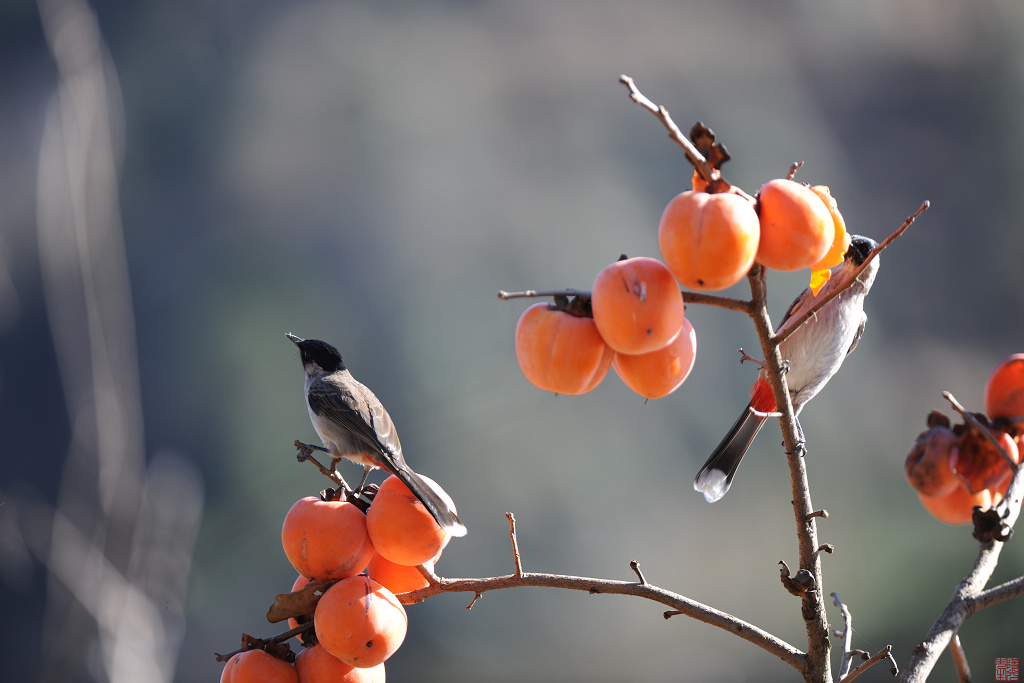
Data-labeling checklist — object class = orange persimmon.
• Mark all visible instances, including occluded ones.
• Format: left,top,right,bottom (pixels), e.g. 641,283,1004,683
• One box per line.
281,497,375,581
515,302,613,395
367,553,433,595
918,484,996,526
657,190,760,291
755,179,834,271
314,576,408,668
984,353,1024,421
294,644,386,683
613,318,696,399
591,256,685,355
220,649,297,683
366,475,451,567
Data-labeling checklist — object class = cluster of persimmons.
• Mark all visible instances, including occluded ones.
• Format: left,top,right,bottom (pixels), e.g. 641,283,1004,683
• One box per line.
905,354,1024,524
219,475,457,682
515,169,850,400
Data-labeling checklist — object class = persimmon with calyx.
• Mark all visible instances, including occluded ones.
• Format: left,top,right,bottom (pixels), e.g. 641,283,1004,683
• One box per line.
754,178,834,272
281,496,375,581
591,256,685,355
314,576,408,668
515,299,613,395
613,318,696,400
984,353,1024,423
953,422,1020,495
220,649,297,683
294,644,385,683
657,190,760,291
366,474,453,566
367,552,433,595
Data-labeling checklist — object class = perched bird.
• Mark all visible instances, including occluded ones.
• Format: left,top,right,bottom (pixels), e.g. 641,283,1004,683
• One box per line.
694,235,880,503
287,333,466,536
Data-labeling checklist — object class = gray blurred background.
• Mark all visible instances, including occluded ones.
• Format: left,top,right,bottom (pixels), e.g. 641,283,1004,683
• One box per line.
2,0,1024,681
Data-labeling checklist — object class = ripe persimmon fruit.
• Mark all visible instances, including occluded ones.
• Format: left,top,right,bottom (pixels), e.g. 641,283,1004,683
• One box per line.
294,644,386,683
366,475,452,567
281,497,375,581
314,576,408,668
984,353,1024,421
657,190,760,291
904,425,960,498
367,552,433,595
755,179,834,272
918,484,996,526
953,424,1020,495
220,649,298,683
591,256,685,355
515,302,613,395
613,318,696,400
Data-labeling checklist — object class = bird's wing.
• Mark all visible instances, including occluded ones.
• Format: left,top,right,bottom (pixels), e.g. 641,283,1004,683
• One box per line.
846,315,867,357
307,376,402,458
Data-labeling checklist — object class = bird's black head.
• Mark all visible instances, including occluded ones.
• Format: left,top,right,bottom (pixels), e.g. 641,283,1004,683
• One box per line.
286,333,345,375
845,235,879,266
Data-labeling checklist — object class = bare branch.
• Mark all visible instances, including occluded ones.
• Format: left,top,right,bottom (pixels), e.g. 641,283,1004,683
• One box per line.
506,512,523,578
497,288,591,301
619,74,715,183
401,568,805,670
842,645,897,683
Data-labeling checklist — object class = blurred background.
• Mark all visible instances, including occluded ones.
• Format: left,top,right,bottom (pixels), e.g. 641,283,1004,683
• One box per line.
2,0,1024,681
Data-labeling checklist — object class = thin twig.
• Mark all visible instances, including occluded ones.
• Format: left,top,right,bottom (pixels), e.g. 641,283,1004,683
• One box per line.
775,201,929,347
942,391,1019,471
832,592,856,679
787,161,805,181
630,560,648,585
507,512,523,578
842,645,897,683
497,288,591,300
949,635,971,683
294,441,349,490
618,74,714,183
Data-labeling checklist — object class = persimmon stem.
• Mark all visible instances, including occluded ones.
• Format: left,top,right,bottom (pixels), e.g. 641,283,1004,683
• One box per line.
787,161,805,181
619,74,716,184
774,201,929,348
214,622,312,662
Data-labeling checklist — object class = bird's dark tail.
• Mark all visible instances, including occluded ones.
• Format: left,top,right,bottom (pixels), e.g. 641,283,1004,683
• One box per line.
693,403,767,503
391,465,467,537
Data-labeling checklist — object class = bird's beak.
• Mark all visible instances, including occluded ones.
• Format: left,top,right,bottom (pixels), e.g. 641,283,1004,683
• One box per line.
286,332,304,346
